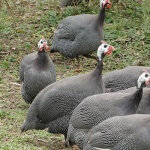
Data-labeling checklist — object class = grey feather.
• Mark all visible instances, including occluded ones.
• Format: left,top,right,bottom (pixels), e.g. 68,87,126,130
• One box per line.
19,52,37,82
136,88,150,114
21,58,104,137
51,7,106,58
103,66,150,92
67,66,150,149
88,114,150,150
60,0,84,7
21,90,50,132
20,51,56,103
67,83,146,149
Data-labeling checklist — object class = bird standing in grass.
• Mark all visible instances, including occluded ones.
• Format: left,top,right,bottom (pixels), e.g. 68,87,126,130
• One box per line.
51,0,112,70
19,38,56,103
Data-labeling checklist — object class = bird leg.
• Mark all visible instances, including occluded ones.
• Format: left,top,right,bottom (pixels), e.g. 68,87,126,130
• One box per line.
72,145,80,150
75,56,82,73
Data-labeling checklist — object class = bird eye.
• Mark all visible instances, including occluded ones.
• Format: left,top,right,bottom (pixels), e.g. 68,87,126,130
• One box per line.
145,74,148,78
104,45,107,48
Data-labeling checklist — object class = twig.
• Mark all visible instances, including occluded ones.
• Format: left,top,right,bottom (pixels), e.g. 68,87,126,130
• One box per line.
0,52,9,55
9,82,21,87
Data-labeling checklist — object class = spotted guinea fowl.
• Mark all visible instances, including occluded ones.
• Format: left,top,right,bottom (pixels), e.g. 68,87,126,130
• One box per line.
20,39,56,103
66,71,150,149
60,0,85,7
103,66,150,92
21,42,115,139
60,0,72,7
86,114,150,150
51,0,112,62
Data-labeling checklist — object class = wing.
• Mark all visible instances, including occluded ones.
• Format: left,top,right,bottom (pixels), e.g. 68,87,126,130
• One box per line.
113,128,150,150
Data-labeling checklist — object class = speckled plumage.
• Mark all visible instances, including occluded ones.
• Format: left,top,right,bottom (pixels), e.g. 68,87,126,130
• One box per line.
21,59,105,136
60,0,83,7
66,84,145,149
136,88,150,114
51,7,106,58
19,52,37,82
120,88,150,114
20,51,56,103
87,114,150,150
60,0,72,7
103,66,150,92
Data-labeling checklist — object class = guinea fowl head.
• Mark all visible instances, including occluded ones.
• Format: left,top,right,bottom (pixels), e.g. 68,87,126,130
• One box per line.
100,0,112,9
97,41,115,61
38,38,50,52
137,71,150,89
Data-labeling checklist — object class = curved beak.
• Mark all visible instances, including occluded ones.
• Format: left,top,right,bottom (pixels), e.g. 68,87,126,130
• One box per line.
145,77,150,86
104,45,115,56
43,44,50,51
103,0,112,9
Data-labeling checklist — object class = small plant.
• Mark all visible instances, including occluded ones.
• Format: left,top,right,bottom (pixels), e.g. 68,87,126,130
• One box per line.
1,61,10,70
0,110,10,119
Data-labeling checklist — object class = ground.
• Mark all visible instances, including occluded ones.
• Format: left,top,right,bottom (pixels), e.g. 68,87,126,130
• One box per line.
0,0,149,149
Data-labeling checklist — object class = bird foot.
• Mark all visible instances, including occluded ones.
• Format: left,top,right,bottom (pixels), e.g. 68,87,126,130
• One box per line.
74,68,82,73
72,145,80,150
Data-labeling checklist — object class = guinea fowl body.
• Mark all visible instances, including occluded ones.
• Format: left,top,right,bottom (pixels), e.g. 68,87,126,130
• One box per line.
66,73,149,149
60,0,72,7
103,66,150,92
60,0,83,7
51,8,105,58
21,59,104,136
21,50,56,103
19,52,37,82
87,114,150,150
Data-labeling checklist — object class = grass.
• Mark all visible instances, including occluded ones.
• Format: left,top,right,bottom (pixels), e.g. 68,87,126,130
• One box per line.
0,0,150,149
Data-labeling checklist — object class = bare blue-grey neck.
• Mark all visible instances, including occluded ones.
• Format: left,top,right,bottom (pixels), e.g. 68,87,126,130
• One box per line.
92,54,104,79
95,7,105,28
133,86,143,111
34,50,49,69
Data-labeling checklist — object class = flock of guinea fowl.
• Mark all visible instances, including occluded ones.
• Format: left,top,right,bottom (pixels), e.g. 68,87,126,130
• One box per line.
19,0,150,150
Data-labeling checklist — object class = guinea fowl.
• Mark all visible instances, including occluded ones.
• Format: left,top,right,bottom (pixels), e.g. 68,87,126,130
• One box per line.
51,0,112,68
66,71,150,149
21,42,115,139
86,114,150,150
60,0,73,7
20,39,56,103
103,66,150,92
60,0,85,7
